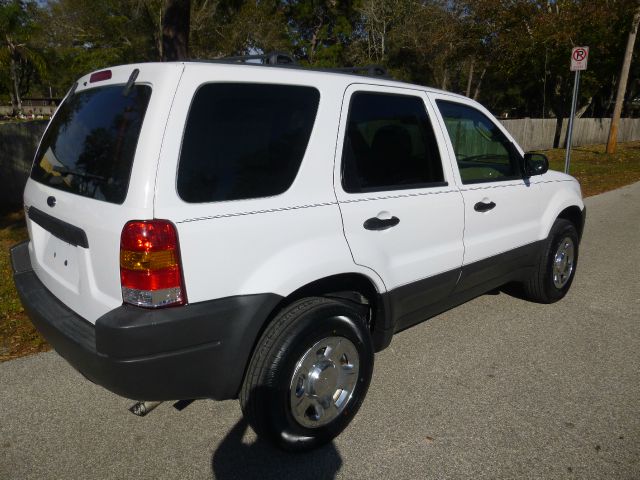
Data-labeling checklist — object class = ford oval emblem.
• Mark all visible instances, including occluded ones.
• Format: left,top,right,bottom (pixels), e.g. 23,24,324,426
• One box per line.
47,196,56,207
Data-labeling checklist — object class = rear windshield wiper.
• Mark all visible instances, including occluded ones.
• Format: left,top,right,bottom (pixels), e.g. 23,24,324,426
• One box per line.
53,166,107,182
122,68,139,96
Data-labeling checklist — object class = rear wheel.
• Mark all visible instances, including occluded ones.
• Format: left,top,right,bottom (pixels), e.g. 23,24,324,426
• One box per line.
239,297,374,452
524,219,579,303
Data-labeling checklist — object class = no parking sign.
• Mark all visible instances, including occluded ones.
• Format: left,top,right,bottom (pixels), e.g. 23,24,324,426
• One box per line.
565,46,589,174
571,47,589,71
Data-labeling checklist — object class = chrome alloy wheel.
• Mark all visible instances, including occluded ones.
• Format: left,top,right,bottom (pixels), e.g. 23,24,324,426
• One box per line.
552,236,575,289
289,335,359,428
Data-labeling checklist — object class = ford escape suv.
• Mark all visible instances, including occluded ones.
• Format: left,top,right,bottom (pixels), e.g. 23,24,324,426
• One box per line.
11,55,585,451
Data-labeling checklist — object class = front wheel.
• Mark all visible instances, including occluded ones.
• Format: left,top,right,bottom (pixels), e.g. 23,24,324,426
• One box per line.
239,297,374,452
523,218,579,303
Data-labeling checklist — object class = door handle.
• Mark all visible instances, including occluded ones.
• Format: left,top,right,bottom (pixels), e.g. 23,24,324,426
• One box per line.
363,216,400,231
474,201,496,212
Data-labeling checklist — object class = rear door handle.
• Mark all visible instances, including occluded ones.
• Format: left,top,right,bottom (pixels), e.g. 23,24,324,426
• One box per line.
363,216,400,231
474,201,496,212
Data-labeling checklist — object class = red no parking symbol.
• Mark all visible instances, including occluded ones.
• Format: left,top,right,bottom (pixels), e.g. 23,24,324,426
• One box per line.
571,46,589,71
573,48,587,62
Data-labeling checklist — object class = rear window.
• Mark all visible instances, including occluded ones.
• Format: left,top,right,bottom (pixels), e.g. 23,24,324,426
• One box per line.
177,83,320,203
31,85,152,204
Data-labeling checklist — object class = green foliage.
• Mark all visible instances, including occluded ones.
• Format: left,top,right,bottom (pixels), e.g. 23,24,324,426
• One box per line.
0,211,49,361
190,0,290,59
457,0,637,119
284,0,360,66
1,0,639,120
36,0,163,94
0,0,47,108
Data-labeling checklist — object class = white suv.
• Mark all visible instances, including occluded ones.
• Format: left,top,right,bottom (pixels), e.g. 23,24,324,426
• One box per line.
11,56,585,451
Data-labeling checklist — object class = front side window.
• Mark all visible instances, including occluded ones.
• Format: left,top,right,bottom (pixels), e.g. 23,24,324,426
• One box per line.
31,85,152,204
342,92,445,193
177,83,320,203
436,100,522,184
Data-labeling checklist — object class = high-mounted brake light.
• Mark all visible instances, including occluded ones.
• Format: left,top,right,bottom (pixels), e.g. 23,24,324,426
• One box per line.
120,220,186,308
90,70,112,83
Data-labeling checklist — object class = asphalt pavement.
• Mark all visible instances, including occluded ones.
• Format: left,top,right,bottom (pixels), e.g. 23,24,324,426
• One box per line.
1,181,639,479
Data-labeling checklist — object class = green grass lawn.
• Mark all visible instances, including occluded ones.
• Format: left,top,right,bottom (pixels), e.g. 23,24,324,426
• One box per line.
2,141,640,361
0,211,49,361
544,141,640,197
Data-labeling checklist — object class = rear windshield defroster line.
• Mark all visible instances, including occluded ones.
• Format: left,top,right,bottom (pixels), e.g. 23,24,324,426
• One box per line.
31,84,152,204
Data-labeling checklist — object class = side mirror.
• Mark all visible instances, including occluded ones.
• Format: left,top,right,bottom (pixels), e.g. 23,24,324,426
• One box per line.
523,152,549,177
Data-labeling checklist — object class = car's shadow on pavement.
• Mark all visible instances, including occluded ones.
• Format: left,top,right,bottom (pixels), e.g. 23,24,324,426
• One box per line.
211,418,342,479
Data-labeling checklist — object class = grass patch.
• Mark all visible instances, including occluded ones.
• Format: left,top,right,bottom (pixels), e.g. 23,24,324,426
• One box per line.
543,141,640,197
1,141,640,362
0,210,49,361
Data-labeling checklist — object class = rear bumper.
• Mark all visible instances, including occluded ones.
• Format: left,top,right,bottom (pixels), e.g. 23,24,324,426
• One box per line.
11,241,281,401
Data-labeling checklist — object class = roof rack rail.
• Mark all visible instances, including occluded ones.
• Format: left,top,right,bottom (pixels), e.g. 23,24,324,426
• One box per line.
190,53,392,79
327,65,389,78
218,51,297,66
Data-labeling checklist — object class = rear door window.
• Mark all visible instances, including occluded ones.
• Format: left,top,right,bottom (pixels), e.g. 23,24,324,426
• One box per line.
341,92,445,193
177,83,320,203
31,85,152,204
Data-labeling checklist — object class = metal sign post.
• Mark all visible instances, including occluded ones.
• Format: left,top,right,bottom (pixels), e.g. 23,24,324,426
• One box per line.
565,70,580,173
565,46,589,173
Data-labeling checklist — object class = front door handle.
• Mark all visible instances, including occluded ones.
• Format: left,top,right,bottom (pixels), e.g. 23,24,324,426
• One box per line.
474,201,496,212
363,216,400,231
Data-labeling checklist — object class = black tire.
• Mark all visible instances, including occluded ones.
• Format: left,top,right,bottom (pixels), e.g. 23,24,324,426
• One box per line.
524,218,579,303
239,297,374,452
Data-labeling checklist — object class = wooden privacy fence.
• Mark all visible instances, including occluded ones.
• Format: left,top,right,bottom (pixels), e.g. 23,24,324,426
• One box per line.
500,118,640,151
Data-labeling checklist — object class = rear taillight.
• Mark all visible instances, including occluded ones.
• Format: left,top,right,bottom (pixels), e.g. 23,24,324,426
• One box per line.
120,220,186,308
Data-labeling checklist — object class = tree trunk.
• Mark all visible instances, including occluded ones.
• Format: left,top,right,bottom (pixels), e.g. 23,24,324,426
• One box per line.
551,75,566,149
309,20,323,64
553,114,564,149
576,98,592,118
606,75,616,115
441,67,448,90
473,68,486,100
158,6,163,60
606,5,640,154
381,21,386,61
162,0,190,61
465,57,475,97
9,55,22,116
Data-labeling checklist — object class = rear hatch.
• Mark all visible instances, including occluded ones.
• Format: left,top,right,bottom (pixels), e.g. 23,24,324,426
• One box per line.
23,63,184,323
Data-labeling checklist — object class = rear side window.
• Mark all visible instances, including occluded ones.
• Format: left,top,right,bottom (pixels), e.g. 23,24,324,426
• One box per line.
177,83,320,203
342,92,444,193
31,85,152,204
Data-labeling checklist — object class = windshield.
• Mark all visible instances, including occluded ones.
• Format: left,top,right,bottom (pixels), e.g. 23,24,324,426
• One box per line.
31,84,152,204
